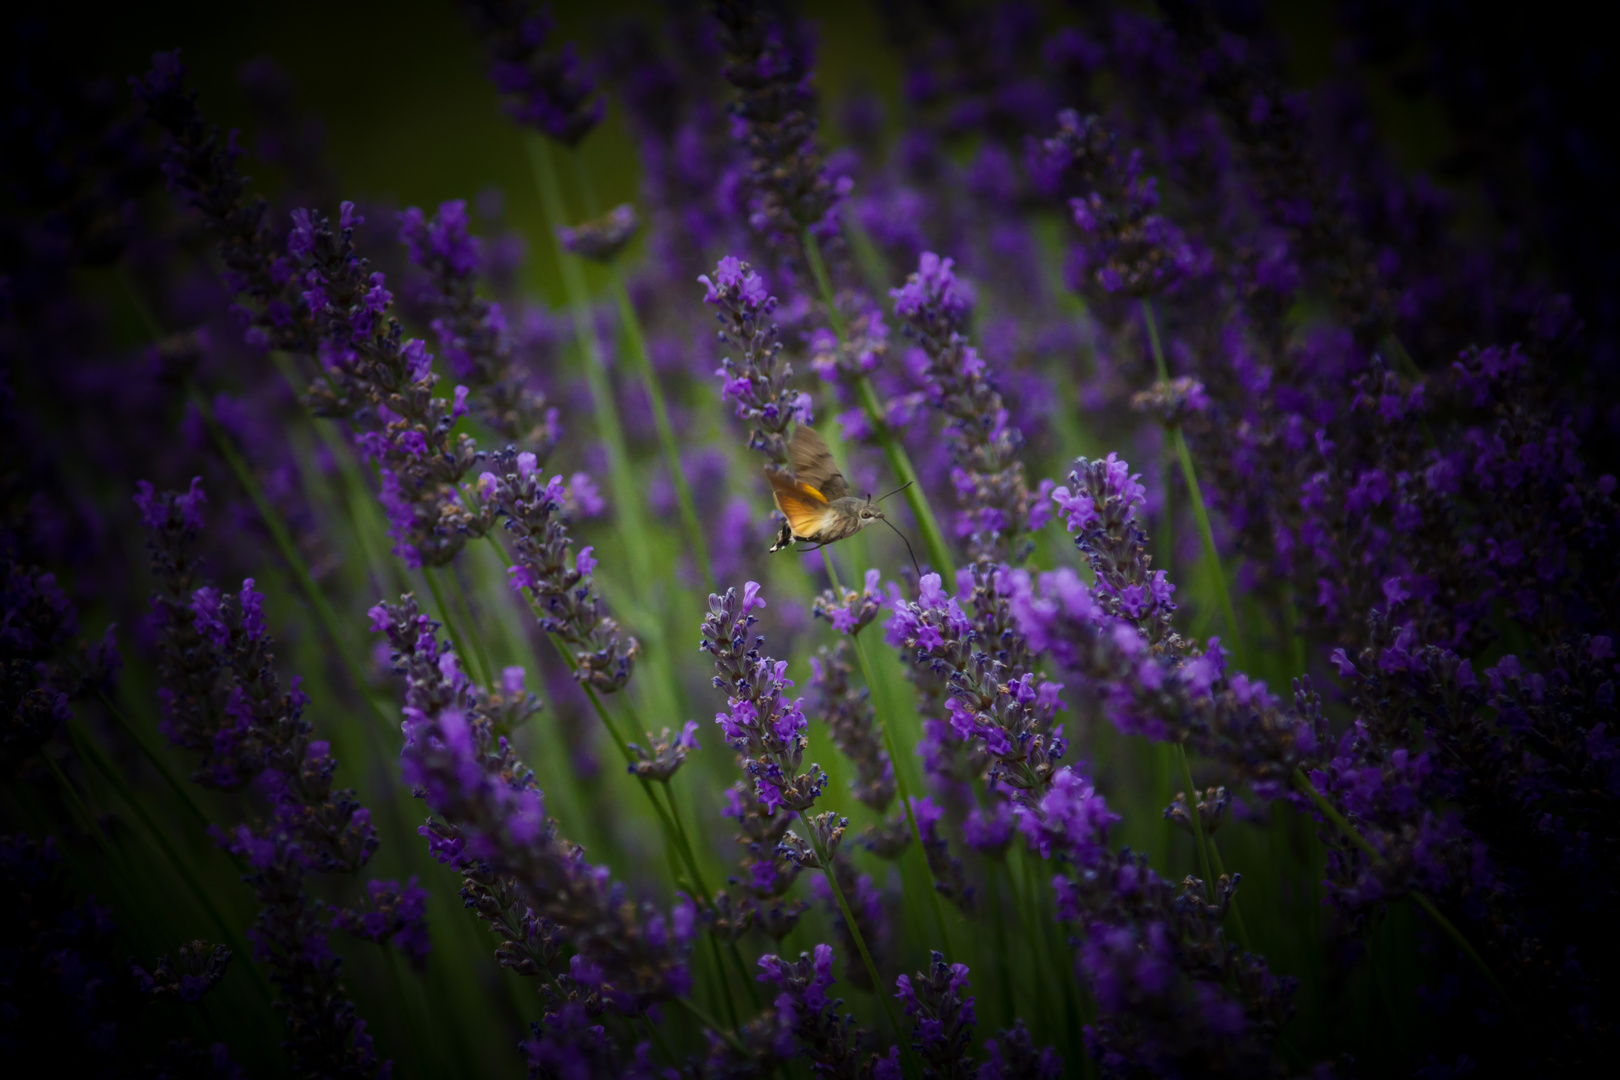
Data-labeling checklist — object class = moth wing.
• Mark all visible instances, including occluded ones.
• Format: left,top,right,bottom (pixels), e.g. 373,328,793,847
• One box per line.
766,468,836,540
787,426,851,501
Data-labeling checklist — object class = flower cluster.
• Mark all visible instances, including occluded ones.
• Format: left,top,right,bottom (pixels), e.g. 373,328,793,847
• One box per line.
370,596,563,983
891,252,1052,562
1020,768,1295,1077
702,582,826,815
625,721,701,782
700,257,809,467
1037,110,1202,297
398,198,561,454
714,0,851,257
140,481,402,1077
132,940,233,1003
557,203,640,263
376,593,696,1009
461,0,604,146
895,952,976,1079
289,203,492,568
757,944,897,1078
478,450,639,692
813,567,886,635
886,566,1067,802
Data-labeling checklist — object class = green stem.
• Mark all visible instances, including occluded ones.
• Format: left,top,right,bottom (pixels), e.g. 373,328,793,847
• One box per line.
1140,301,1245,666
65,724,277,1007
1173,743,1216,903
97,691,213,835
821,557,953,954
608,270,718,595
186,383,395,735
671,996,747,1055
1206,835,1253,953
1291,768,1511,1007
803,229,954,577
526,133,652,595
809,831,919,1080
424,567,483,686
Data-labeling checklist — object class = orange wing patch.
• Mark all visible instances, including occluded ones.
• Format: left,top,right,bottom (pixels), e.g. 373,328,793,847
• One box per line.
767,470,835,540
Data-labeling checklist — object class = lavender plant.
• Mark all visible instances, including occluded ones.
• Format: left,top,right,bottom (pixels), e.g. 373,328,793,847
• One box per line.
7,3,1620,1076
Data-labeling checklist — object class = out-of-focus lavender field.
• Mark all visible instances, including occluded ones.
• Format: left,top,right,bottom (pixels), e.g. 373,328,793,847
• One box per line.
3,2,1616,1077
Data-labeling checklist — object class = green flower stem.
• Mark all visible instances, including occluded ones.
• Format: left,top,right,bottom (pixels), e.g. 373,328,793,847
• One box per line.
671,996,747,1055
97,691,214,837
802,229,954,578
808,829,920,1080
185,382,396,736
527,133,652,596
1291,768,1511,1008
822,556,953,955
656,781,761,1014
984,859,1019,1033
424,566,484,687
528,133,689,735
1173,742,1217,903
1140,301,1247,668
1142,302,1176,570
65,721,277,1008
1206,836,1253,953
608,269,719,595
565,136,717,597
449,570,500,692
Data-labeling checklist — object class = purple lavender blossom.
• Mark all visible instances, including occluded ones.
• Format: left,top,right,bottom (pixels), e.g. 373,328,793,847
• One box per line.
813,568,886,636
701,257,810,467
398,199,561,454
895,952,975,1079
701,581,826,816
477,452,639,692
758,943,897,1078
289,204,493,569
886,565,1067,803
461,1,605,146
891,253,1053,562
714,0,852,259
1037,110,1202,298
140,482,395,1077
557,203,640,263
376,593,694,1008
1019,766,1294,1076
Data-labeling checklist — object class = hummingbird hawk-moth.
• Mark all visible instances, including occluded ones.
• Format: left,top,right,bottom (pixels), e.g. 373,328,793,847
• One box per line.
765,426,919,573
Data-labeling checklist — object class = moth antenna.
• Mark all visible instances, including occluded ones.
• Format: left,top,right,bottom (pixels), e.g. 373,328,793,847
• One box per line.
876,480,914,504
881,517,922,579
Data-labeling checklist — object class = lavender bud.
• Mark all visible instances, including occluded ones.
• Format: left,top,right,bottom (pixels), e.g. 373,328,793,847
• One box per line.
556,203,640,263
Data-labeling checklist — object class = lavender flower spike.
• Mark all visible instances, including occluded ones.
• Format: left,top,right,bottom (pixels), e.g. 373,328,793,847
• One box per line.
289,205,494,569
379,593,695,1009
701,257,811,468
141,482,404,1077
891,253,1053,563
557,203,640,263
1037,110,1202,297
398,199,561,455
886,565,1067,803
479,452,638,693
701,581,826,816
758,944,899,1078
895,953,976,1080
461,0,605,146
715,0,852,258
